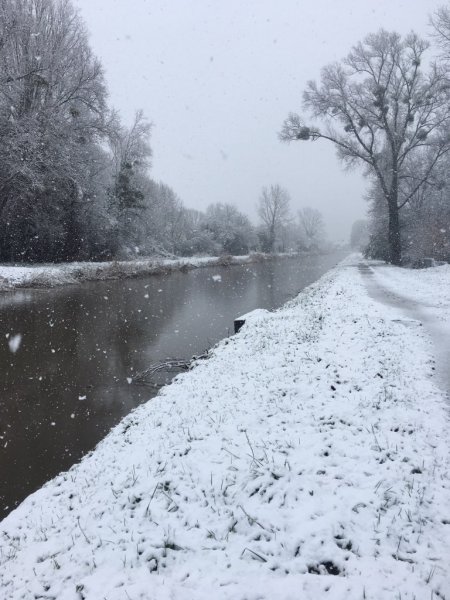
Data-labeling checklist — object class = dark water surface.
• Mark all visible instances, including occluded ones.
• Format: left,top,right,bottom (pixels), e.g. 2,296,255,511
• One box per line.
0,252,347,519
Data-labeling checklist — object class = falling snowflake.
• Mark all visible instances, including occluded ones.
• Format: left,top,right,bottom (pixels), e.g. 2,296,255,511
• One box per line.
8,334,22,354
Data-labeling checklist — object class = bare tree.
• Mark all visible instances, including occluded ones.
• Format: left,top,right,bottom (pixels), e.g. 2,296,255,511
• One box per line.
298,207,325,249
106,110,152,253
0,0,105,116
205,202,256,255
431,5,450,56
108,110,152,178
280,29,450,265
258,184,290,253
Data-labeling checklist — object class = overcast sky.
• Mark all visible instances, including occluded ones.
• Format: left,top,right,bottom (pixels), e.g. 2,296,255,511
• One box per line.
75,0,443,241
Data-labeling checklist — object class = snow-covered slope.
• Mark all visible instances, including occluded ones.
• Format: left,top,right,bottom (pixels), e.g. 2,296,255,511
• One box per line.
1,257,449,599
0,255,261,291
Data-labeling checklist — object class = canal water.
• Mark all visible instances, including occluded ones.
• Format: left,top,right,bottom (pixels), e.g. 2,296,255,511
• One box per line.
0,252,347,519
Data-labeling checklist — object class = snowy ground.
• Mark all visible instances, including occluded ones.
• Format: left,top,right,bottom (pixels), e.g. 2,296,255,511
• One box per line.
1,256,449,599
0,254,277,291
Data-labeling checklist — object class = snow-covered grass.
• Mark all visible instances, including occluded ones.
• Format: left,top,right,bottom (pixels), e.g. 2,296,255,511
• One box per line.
1,257,449,599
0,256,244,291
0,253,276,291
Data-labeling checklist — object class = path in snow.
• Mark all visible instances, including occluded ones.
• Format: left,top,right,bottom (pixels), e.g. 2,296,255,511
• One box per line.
359,262,450,402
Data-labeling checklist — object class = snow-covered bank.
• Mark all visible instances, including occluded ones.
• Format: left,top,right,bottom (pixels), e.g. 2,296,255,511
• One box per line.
1,257,449,599
0,253,292,292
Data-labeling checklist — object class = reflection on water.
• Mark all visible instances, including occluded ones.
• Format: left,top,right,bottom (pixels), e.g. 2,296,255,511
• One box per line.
0,252,347,519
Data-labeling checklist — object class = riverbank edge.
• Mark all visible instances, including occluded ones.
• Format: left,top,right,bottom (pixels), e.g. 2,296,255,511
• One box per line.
0,251,313,292
1,256,449,599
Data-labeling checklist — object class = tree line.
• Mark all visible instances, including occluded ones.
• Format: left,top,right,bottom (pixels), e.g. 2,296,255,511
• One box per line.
0,0,327,263
281,5,450,265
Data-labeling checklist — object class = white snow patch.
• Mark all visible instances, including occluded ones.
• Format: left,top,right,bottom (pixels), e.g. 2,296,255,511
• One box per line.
0,253,276,292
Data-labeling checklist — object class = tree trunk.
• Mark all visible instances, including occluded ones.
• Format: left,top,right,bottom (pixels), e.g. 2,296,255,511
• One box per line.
387,198,401,266
269,223,276,253
62,181,82,261
386,163,402,266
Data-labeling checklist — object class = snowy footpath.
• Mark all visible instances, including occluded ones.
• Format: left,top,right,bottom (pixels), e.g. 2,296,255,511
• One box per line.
1,256,449,600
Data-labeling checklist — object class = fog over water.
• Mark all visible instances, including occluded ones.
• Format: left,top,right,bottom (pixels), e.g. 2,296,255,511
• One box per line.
75,0,442,241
